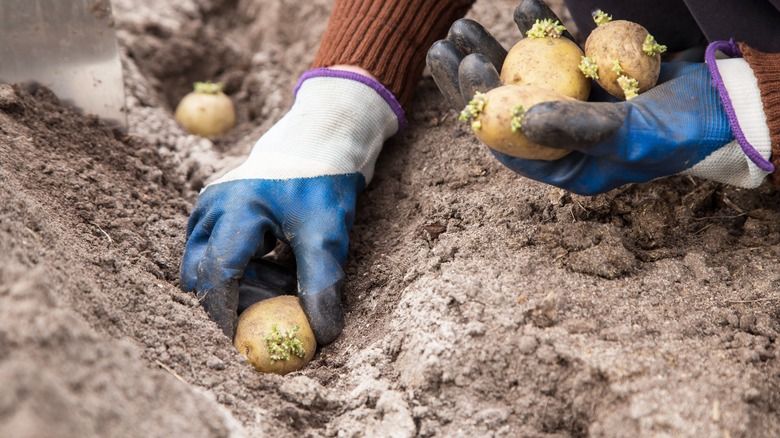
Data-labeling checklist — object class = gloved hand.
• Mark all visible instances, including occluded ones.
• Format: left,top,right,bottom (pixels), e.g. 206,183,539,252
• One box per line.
427,0,570,111
427,0,774,195
180,68,404,345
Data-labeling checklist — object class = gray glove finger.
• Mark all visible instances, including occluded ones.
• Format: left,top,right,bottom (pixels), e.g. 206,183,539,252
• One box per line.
446,18,507,73
299,281,344,346
427,39,467,110
522,100,625,150
458,53,502,103
514,0,575,42
198,284,239,338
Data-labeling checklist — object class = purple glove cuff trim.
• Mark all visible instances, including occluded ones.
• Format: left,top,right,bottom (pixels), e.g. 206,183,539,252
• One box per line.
294,68,408,132
705,40,774,173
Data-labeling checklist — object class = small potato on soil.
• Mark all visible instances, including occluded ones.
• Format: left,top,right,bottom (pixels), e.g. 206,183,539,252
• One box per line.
234,295,316,375
174,81,236,138
580,10,666,100
501,20,590,101
460,84,571,160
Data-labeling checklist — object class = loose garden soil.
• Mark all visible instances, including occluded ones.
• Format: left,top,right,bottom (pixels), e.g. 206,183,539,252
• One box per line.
2,1,780,436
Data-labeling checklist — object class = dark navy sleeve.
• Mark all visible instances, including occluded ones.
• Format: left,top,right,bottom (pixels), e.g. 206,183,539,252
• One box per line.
562,0,706,51
562,0,780,52
681,0,780,52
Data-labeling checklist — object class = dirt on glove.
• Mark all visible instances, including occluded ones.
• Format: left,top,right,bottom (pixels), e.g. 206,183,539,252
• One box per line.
2,1,780,437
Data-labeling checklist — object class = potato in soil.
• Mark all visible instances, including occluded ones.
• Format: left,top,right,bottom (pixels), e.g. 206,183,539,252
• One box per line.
234,295,316,375
582,19,664,100
174,81,236,138
462,84,571,160
501,35,590,101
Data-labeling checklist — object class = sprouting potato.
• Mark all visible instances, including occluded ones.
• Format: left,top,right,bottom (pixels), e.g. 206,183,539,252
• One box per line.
460,84,571,160
174,81,236,138
580,10,666,100
501,19,590,101
233,295,317,375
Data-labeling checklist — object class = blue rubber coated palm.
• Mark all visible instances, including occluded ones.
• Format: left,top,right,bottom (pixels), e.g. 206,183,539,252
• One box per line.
180,174,364,344
494,62,732,195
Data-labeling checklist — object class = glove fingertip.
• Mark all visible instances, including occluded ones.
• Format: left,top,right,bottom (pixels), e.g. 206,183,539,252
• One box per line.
199,285,240,338
446,18,507,72
427,39,467,110
299,282,344,346
523,101,624,150
458,53,502,102
180,240,207,292
179,266,196,292
514,0,575,43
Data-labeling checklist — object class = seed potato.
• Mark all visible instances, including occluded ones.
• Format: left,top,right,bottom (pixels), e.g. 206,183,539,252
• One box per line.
462,84,571,160
501,36,590,101
175,81,236,138
582,14,665,100
234,295,317,375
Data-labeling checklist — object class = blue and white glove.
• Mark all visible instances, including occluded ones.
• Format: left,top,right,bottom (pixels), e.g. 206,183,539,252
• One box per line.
500,40,774,195
428,0,774,195
180,69,405,345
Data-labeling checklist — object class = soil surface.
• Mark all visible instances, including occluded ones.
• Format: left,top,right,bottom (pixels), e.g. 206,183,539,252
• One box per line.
3,1,780,437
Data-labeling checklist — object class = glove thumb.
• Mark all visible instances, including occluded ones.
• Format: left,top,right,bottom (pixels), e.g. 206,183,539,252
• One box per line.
522,100,626,151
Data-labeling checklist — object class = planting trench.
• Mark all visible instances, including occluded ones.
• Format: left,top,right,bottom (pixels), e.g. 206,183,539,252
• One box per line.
2,0,780,436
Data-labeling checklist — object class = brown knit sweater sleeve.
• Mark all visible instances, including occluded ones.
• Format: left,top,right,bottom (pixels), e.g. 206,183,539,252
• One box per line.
739,43,780,182
311,0,476,108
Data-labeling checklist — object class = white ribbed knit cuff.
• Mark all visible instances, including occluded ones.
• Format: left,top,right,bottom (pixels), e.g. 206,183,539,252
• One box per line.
681,58,772,188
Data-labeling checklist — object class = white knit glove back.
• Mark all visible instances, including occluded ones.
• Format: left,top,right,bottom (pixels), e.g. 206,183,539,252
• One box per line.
213,70,403,187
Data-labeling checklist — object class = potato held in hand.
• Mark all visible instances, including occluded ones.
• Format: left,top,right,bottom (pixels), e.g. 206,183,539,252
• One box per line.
460,84,571,160
580,10,666,100
234,295,317,375
501,19,590,101
175,81,236,138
